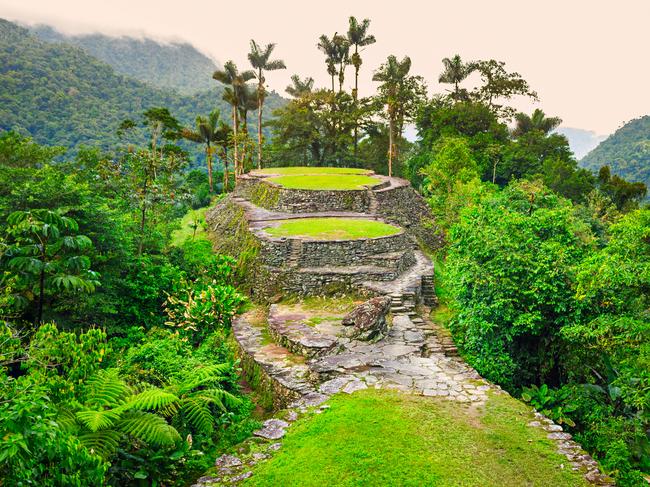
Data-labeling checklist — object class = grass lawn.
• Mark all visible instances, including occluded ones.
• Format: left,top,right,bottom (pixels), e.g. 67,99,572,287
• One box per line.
264,218,400,240
246,389,587,487
255,166,372,176
171,207,209,246
267,174,381,190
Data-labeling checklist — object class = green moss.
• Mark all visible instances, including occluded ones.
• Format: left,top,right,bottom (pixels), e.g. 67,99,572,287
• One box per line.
254,167,372,176
265,218,400,240
245,390,588,487
267,174,381,191
248,181,281,209
304,316,343,327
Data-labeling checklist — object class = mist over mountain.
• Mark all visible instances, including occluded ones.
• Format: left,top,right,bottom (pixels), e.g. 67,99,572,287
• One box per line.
29,23,221,94
556,127,607,160
0,18,284,156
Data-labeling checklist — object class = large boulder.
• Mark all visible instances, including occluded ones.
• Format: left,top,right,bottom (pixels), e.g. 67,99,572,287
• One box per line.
342,296,391,341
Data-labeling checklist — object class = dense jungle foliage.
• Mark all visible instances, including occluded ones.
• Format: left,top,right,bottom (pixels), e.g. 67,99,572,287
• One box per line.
0,13,648,486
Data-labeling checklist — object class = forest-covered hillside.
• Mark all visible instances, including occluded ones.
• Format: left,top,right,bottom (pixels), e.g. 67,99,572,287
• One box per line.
30,24,220,94
0,19,285,154
581,116,650,191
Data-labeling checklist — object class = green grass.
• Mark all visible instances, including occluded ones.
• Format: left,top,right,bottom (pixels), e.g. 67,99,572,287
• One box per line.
245,389,588,487
264,218,400,240
171,207,209,246
267,174,381,190
255,166,372,176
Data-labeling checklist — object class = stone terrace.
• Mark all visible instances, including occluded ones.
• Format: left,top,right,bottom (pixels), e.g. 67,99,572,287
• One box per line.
201,169,613,486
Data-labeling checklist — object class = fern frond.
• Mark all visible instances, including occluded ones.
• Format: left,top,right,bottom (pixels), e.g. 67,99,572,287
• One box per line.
194,388,242,411
122,388,180,416
174,364,232,395
57,407,78,433
78,430,121,458
86,369,130,408
180,398,214,435
118,411,181,447
76,408,121,432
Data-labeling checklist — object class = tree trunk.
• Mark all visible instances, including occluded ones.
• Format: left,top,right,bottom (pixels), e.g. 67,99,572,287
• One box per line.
206,143,213,192
257,72,264,170
138,175,148,256
388,118,394,178
232,106,239,180
353,51,359,158
257,96,263,169
37,266,45,324
223,147,229,192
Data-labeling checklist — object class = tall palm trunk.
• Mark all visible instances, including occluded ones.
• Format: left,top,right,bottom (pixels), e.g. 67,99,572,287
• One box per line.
232,106,239,178
353,46,359,158
206,143,214,192
257,68,264,170
388,118,395,178
222,147,229,192
257,96,263,169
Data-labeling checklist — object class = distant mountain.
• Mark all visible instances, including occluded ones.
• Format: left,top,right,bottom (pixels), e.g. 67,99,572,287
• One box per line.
0,18,284,157
30,24,220,94
580,116,650,191
556,127,607,160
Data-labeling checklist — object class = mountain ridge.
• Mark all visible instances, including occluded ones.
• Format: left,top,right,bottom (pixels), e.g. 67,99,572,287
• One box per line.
29,23,221,94
0,18,285,157
580,115,650,192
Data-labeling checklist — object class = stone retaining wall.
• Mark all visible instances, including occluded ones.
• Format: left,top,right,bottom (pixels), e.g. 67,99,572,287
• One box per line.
256,230,415,268
374,182,445,250
236,175,371,213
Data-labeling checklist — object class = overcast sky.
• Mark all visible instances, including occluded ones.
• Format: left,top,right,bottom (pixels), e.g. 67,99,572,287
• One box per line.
2,0,649,134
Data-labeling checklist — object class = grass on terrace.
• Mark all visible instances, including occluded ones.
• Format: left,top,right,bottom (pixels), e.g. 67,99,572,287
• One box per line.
245,389,588,487
254,166,372,176
267,174,381,190
264,218,400,240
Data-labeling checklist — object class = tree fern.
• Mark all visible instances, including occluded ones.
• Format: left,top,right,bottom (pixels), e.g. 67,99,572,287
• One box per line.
84,369,130,408
180,397,214,435
122,388,180,416
118,411,181,446
76,409,121,432
78,430,121,458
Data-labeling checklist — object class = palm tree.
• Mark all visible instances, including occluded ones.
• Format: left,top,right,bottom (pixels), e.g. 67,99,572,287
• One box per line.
248,40,286,169
181,110,222,192
332,33,350,92
318,34,338,91
347,16,376,157
213,61,255,178
285,75,314,98
347,17,376,101
373,55,415,177
214,121,232,191
438,54,477,101
237,83,259,172
512,109,562,137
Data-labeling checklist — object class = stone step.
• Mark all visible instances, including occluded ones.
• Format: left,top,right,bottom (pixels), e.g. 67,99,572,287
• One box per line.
232,312,316,409
267,305,339,359
366,249,416,272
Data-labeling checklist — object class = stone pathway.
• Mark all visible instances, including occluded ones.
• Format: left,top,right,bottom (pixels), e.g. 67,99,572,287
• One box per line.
200,305,614,486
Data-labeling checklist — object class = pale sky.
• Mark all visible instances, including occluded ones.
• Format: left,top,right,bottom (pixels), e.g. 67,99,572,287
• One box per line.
1,0,649,134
